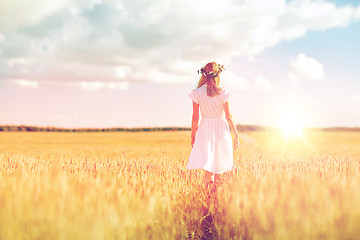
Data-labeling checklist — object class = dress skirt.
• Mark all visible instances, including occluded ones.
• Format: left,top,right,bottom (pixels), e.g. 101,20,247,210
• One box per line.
187,117,233,174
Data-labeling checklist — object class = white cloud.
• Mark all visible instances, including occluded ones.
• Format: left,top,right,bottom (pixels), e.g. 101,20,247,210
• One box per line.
221,70,250,91
115,66,131,79
356,5,360,20
0,0,359,87
0,0,75,31
291,1,354,28
351,94,360,102
6,57,33,68
255,75,275,91
69,81,129,91
0,0,73,32
289,53,325,81
0,32,3,54
8,79,39,88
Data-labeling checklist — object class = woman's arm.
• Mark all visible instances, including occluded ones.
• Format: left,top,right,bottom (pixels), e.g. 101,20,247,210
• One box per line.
224,101,240,149
191,101,200,147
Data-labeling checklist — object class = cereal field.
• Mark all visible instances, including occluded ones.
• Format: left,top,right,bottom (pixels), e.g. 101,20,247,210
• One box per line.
0,131,360,239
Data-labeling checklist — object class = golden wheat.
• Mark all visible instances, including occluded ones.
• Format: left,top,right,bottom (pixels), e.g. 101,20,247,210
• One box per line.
0,131,359,239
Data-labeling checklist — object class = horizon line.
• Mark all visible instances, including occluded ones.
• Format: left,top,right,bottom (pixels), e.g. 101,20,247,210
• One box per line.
1,124,359,131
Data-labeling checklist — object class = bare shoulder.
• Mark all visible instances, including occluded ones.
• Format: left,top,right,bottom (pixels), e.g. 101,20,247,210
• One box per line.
220,87,229,94
194,85,204,91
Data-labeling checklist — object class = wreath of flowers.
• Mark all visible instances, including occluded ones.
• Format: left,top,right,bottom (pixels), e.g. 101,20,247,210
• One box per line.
197,63,225,78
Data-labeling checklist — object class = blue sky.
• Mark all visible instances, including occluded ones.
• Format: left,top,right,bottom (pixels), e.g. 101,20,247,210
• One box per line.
0,0,359,128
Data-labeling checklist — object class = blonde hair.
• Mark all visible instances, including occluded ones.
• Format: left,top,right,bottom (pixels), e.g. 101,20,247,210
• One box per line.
197,62,224,97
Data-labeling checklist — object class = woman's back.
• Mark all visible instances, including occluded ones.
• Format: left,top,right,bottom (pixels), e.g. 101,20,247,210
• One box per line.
189,85,231,119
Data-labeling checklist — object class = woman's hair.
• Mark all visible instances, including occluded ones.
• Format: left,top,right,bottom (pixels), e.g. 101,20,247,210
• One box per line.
197,62,225,97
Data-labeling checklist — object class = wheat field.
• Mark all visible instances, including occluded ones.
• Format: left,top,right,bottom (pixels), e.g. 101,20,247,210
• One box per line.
0,131,360,239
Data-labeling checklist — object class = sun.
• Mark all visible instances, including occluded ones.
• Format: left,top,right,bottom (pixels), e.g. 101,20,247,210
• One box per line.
277,112,304,139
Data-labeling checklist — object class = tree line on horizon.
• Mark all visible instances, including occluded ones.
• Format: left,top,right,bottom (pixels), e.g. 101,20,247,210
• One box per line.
0,125,189,132
0,125,359,132
0,124,267,132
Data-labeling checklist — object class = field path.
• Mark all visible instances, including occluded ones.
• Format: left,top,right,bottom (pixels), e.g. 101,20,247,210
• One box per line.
238,133,257,144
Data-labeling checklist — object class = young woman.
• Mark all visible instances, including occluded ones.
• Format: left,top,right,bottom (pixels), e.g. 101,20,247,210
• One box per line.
187,62,239,184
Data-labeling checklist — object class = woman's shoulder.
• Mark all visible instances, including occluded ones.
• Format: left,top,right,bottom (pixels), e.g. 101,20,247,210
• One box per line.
189,85,206,97
194,85,206,92
220,87,230,94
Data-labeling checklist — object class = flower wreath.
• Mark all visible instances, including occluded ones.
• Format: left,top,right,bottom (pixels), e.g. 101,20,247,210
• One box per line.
198,63,225,78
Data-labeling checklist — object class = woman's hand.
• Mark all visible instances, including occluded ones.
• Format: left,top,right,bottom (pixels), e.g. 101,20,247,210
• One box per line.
191,135,196,148
233,135,240,150
190,101,199,148
224,101,240,150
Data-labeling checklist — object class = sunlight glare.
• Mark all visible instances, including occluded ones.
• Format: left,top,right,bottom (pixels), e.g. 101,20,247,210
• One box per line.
277,112,304,139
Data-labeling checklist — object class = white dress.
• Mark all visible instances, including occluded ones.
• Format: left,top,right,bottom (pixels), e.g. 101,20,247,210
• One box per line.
187,85,233,174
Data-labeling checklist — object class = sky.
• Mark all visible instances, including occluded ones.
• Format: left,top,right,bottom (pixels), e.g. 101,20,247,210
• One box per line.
0,0,359,128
